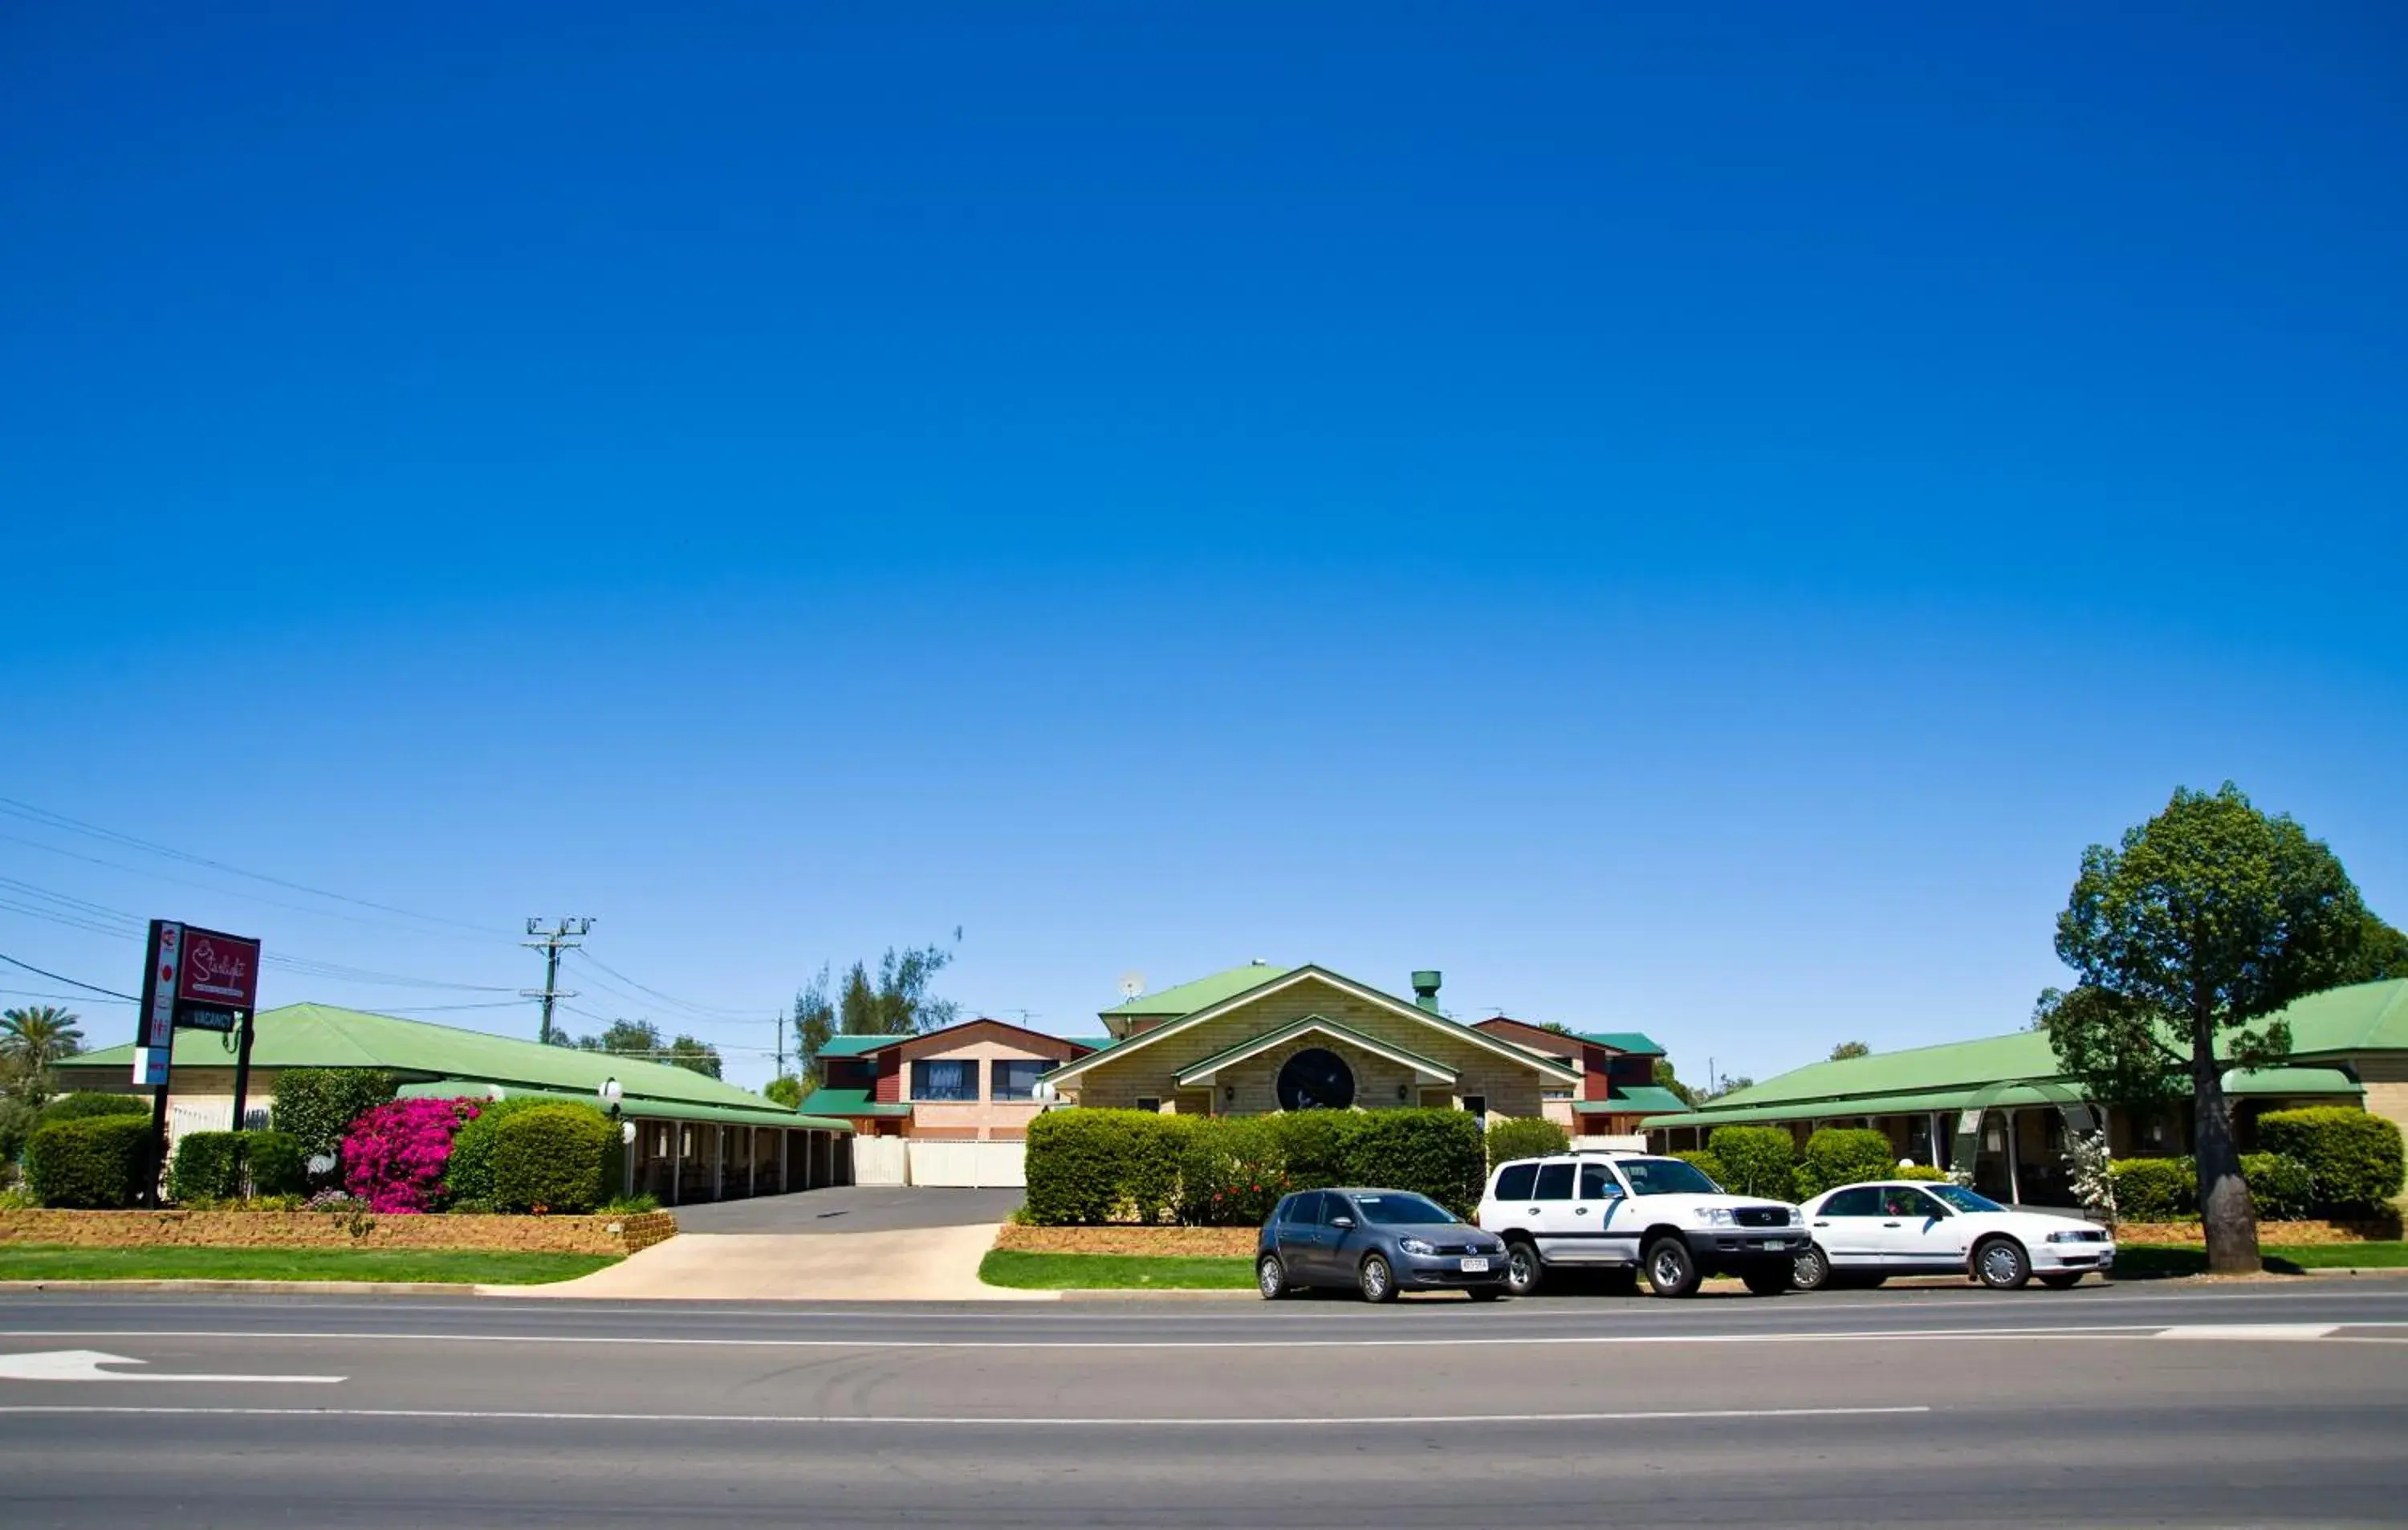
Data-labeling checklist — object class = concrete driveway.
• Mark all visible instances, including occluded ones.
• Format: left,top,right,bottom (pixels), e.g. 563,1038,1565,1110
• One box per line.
501,1186,1043,1302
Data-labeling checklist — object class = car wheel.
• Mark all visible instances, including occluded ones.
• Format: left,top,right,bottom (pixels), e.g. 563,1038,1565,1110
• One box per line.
1975,1236,2032,1290
1791,1243,1833,1292
1642,1236,1702,1298
1359,1253,1398,1304
1257,1254,1291,1300
1742,1263,1791,1296
1503,1239,1544,1296
1466,1287,1503,1302
2038,1272,2085,1290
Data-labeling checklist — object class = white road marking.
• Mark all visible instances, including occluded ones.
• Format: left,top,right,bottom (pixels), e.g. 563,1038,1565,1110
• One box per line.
2154,1324,2340,1341
0,1349,344,1383
0,1402,1929,1426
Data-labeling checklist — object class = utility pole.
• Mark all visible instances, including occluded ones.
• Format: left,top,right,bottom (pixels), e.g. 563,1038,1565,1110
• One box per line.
773,1011,786,1080
522,918,593,1046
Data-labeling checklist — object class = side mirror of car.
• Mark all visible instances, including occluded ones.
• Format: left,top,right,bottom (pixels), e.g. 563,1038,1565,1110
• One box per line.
1331,1216,1355,1230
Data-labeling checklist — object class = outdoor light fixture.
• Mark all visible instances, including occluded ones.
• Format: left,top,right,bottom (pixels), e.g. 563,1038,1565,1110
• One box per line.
620,1121,637,1145
599,1077,624,1109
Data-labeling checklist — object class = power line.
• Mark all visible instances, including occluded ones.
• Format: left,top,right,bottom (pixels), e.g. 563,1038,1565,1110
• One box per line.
567,949,759,1020
0,796,509,941
0,951,141,1002
0,986,136,1007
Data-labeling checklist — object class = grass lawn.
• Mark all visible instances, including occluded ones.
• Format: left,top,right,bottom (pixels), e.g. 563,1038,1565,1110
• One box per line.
2115,1242,2408,1278
0,1243,619,1285
980,1249,1255,1290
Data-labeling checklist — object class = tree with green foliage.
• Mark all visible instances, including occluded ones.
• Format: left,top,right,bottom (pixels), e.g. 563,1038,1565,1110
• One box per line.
1828,1040,1870,1061
1,1006,83,1069
792,967,835,1087
763,1076,804,1108
1650,1058,1697,1107
2336,911,2408,986
662,1033,722,1078
2049,783,2373,1274
835,940,962,1036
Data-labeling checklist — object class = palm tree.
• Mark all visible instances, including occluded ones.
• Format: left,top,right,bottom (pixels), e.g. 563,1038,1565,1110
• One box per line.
0,1006,85,1068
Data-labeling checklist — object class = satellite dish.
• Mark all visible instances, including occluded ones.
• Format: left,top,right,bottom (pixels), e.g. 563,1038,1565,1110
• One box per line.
1117,970,1145,1000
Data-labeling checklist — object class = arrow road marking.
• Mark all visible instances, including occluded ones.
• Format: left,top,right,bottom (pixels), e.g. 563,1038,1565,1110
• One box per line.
0,1349,344,1384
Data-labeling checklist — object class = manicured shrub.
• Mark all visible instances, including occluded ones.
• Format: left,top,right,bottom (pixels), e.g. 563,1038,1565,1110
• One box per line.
1793,1128,1901,1199
1707,1126,1797,1199
1485,1115,1569,1167
2109,1157,2197,1220
243,1130,307,1197
1342,1109,1487,1215
271,1068,398,1166
342,1097,475,1214
35,1092,149,1129
1025,1109,1147,1225
1673,1150,1728,1188
492,1102,612,1215
2258,1107,2405,1212
442,1096,559,1207
169,1130,246,1203
1177,1117,1288,1226
2239,1152,2317,1221
25,1116,153,1208
1891,1164,1950,1182
1264,1110,1361,1190
1121,1113,1191,1225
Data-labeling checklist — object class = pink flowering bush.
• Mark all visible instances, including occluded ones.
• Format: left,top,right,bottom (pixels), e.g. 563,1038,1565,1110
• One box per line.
341,1098,478,1214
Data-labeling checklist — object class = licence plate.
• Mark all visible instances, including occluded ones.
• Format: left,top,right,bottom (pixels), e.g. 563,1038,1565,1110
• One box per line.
1759,1240,1788,1251
1459,1257,1491,1273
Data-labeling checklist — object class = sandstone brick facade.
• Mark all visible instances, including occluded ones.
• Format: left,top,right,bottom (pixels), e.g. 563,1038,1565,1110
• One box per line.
0,1208,677,1255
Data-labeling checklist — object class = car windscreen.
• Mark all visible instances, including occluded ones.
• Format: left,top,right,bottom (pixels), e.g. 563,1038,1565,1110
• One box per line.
1351,1193,1458,1226
1616,1158,1721,1197
1926,1184,2006,1215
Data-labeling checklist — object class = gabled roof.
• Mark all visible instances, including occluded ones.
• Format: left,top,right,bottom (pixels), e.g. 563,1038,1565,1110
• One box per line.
1045,965,1582,1087
797,1088,915,1118
1577,1032,1666,1057
1173,1015,1458,1088
1100,962,1295,1018
64,1003,790,1113
1574,1085,1691,1116
807,1018,1091,1059
815,1036,898,1058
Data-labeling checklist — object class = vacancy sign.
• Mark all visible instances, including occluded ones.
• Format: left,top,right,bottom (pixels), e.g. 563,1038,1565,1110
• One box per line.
131,921,263,1081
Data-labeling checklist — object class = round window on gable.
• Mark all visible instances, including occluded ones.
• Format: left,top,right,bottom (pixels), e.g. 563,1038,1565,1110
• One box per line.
1276,1047,1356,1111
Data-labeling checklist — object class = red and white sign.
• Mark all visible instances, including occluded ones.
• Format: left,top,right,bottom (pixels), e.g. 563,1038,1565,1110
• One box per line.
144,923,182,1049
177,928,261,1009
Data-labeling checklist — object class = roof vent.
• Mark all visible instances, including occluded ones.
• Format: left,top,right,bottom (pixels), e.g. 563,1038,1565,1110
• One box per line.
1411,970,1442,1012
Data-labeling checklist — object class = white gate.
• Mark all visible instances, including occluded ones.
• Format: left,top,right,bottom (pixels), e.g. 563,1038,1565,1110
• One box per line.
851,1135,910,1187
905,1139,1026,1189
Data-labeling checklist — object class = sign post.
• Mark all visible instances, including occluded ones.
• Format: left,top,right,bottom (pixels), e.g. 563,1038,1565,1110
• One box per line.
128,921,263,1207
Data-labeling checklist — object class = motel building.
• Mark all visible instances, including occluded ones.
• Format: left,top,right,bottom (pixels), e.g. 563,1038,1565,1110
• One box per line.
799,1019,1097,1139
1643,979,2408,1207
61,1003,855,1206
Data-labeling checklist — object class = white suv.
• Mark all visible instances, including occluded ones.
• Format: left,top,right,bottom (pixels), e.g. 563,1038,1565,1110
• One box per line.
1477,1151,1808,1298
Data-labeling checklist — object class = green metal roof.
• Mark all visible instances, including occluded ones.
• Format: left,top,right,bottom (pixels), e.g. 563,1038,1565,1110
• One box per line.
1574,1084,1691,1115
1641,1066,2365,1132
798,1087,914,1117
1574,1032,1666,1056
813,1035,903,1057
395,1079,852,1132
1100,962,1293,1017
1173,1015,1458,1087
65,1003,799,1117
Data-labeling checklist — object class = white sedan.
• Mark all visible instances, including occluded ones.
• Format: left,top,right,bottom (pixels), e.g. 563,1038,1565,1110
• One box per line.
1791,1181,2114,1291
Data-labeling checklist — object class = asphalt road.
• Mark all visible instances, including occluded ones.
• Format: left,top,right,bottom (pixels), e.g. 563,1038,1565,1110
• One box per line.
4,1278,2405,1528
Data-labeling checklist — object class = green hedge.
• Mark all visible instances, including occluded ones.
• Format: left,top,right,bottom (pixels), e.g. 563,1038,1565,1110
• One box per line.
2109,1157,2197,1219
169,1131,246,1202
1793,1127,1899,1199
270,1068,398,1165
2259,1107,2405,1212
442,1097,559,1207
1485,1115,1568,1167
1672,1150,1728,1189
492,1103,612,1214
1707,1126,1796,1199
35,1092,149,1129
25,1116,153,1208
166,1129,307,1202
2239,1152,2317,1220
1026,1108,1490,1227
1891,1164,1950,1182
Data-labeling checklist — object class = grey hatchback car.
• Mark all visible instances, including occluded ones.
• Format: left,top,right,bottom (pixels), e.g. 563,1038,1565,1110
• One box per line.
1257,1187,1510,1303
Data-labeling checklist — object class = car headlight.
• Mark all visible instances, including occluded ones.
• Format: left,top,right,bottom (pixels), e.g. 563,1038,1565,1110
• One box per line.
1690,1207,1735,1227
1399,1237,1437,1255
2046,1230,2091,1243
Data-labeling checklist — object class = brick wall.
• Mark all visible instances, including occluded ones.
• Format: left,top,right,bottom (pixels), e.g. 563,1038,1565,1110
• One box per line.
0,1209,677,1255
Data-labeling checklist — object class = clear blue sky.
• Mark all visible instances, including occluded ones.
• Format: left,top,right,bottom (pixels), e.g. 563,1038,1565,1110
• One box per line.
4,5,2403,1090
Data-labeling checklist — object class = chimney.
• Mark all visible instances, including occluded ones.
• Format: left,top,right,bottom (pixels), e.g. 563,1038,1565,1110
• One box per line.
1411,970,1442,1012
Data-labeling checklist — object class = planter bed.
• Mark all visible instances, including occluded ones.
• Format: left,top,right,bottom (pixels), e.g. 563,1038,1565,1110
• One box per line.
996,1223,1255,1258
2111,1216,2398,1247
0,1208,676,1257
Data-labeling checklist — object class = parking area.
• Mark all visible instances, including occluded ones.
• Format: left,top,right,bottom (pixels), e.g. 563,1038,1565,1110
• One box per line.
661,1186,1025,1235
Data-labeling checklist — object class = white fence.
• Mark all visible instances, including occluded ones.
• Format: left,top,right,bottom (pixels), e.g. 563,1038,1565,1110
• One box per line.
852,1136,910,1186
907,1139,1027,1189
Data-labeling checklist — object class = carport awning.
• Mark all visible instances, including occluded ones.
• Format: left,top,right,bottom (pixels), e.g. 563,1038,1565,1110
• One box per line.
397,1079,853,1132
